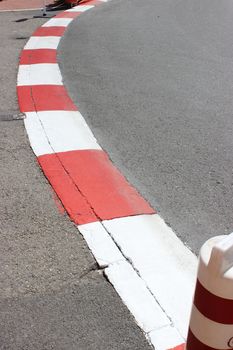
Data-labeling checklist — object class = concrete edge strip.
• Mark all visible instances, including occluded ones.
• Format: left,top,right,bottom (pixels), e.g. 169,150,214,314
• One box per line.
16,1,197,349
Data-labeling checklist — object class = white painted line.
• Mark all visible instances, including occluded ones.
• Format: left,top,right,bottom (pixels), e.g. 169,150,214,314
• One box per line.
103,214,197,339
38,111,101,153
105,260,170,334
25,112,54,156
66,5,94,12
148,325,184,350
42,18,73,27
78,222,124,267
24,36,60,50
18,63,62,86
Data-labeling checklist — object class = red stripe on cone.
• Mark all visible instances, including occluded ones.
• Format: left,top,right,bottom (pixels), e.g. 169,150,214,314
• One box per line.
38,150,155,224
194,279,233,324
32,26,66,37
186,328,228,350
17,85,78,112
38,154,98,224
19,49,57,65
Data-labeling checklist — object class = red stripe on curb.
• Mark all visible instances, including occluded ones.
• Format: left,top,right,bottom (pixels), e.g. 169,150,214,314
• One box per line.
38,150,155,224
186,329,226,350
168,345,185,350
38,154,98,225
20,49,57,65
18,86,35,112
33,26,66,37
194,279,233,324
79,0,103,5
55,12,82,18
17,85,78,112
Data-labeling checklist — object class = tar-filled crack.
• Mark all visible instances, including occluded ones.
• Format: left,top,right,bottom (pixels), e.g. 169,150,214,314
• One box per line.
28,87,156,225
28,84,103,223
26,64,173,334
78,262,103,280
22,36,181,346
28,84,170,329
100,220,174,330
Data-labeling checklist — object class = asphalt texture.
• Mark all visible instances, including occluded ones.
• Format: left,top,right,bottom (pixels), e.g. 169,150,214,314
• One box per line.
58,0,233,254
0,10,152,350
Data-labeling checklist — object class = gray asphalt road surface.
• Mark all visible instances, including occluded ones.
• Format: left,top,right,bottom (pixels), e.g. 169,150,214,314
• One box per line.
0,10,152,350
58,0,233,254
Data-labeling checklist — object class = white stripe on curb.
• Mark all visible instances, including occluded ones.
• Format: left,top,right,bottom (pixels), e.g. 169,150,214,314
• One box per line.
79,221,124,267
148,325,184,350
79,221,172,338
25,111,101,156
24,112,54,156
66,5,94,12
42,18,73,27
24,36,61,50
103,214,197,338
105,260,170,333
39,111,101,153
18,63,62,86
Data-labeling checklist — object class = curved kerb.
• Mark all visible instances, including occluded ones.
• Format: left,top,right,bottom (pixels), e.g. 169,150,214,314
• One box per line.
17,1,195,349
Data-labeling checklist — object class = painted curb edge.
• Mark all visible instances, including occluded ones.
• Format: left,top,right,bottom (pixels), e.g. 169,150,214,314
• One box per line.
17,1,197,349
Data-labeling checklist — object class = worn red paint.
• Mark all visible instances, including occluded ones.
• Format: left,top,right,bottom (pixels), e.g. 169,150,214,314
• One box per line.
38,150,155,224
38,153,98,225
20,49,57,65
51,188,66,215
17,85,78,112
55,11,82,18
33,26,66,37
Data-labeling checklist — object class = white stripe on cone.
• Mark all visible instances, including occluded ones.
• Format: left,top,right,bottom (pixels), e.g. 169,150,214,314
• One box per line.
187,234,233,350
189,304,233,349
198,234,233,299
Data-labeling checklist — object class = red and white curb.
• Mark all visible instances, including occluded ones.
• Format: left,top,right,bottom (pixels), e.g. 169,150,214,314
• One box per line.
17,1,197,349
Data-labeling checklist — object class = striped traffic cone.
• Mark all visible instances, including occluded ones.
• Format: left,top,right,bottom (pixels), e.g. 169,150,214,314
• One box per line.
186,233,233,350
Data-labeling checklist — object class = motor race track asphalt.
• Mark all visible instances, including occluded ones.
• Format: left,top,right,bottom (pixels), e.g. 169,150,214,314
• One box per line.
58,0,233,254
